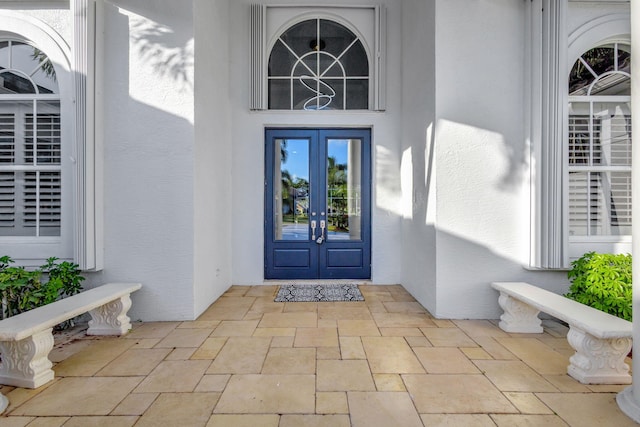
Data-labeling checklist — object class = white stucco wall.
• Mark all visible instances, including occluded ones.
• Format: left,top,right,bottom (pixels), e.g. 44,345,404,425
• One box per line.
427,0,630,319
400,0,437,315
2,3,71,42
98,0,196,321
432,0,567,319
193,0,232,316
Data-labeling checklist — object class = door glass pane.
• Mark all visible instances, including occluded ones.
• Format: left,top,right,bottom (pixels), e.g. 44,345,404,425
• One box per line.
274,138,309,240
327,139,361,240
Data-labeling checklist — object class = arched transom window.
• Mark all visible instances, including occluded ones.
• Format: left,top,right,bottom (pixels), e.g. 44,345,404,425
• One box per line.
268,18,369,110
0,40,61,237
568,43,631,239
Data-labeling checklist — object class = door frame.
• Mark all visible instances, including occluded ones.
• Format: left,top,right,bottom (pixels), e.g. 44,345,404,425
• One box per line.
264,127,372,280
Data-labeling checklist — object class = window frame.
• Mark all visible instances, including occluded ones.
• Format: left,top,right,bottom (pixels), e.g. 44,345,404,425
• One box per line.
527,1,631,269
0,12,74,267
250,4,386,111
566,43,632,260
267,17,370,111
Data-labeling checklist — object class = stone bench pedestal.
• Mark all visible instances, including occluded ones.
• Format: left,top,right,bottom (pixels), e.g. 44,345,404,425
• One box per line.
0,283,141,389
492,282,632,385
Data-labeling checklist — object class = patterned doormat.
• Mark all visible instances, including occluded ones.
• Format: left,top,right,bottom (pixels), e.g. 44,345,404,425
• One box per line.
274,284,365,302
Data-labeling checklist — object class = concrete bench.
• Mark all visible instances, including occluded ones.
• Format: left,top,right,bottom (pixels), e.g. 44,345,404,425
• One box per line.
0,282,142,388
491,281,632,385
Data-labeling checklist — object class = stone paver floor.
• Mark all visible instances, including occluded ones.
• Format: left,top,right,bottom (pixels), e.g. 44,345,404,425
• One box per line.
0,284,637,426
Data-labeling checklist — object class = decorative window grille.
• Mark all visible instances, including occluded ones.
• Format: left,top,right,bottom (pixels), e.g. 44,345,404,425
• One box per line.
567,43,631,239
0,40,61,238
268,18,369,110
251,5,386,111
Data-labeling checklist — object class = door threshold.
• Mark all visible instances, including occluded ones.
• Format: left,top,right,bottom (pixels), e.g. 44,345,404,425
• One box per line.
264,279,373,285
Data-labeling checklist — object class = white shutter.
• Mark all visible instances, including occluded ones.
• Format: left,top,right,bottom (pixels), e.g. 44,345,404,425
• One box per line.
568,110,632,237
23,113,62,234
0,113,14,228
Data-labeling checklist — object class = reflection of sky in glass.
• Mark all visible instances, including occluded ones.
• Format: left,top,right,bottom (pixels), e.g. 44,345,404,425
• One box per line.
328,139,348,166
283,139,349,181
282,139,309,181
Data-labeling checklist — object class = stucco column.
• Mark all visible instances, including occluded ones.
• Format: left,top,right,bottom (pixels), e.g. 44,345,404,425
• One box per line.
617,0,640,421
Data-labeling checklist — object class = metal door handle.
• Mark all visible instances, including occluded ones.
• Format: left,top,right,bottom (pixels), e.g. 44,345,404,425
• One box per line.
311,220,317,240
316,220,326,244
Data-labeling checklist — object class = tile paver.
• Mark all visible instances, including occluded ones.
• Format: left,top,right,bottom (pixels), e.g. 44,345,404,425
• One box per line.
206,336,270,374
95,348,170,376
134,393,219,427
1,284,637,427
402,374,519,414
63,416,139,427
214,374,315,414
362,336,425,373
420,413,497,426
316,359,376,391
134,360,211,393
348,391,423,427
12,377,143,416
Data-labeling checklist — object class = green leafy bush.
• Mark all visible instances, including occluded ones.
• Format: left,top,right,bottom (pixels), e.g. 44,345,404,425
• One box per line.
0,256,85,320
565,252,632,321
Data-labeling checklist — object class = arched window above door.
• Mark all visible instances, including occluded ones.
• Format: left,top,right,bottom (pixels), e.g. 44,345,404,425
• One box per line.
250,5,386,111
268,18,369,110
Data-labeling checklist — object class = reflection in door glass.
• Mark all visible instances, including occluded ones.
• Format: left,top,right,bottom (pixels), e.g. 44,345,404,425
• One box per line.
327,139,361,240
274,139,310,240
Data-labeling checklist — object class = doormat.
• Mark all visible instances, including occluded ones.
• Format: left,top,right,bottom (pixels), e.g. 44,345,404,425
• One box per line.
275,284,365,302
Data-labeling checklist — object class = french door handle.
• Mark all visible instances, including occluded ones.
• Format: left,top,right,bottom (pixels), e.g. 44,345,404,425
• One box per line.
316,220,326,244
311,220,317,240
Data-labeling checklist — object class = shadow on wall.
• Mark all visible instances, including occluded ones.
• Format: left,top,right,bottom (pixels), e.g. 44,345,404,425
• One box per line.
428,226,568,319
82,2,201,322
113,0,194,92
397,117,566,319
129,16,193,92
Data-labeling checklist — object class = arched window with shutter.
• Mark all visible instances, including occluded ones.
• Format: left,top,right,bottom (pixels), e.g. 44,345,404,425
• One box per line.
0,40,62,238
567,42,631,256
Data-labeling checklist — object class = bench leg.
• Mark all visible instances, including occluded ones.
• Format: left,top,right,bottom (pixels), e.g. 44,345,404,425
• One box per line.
0,328,54,388
87,294,133,336
0,392,7,414
567,326,632,384
497,292,543,333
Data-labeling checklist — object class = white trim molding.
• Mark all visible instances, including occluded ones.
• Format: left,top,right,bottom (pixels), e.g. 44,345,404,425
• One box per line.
72,0,103,271
0,10,74,265
528,0,568,269
617,0,640,422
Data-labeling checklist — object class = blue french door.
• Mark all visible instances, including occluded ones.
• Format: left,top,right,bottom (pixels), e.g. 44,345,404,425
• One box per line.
265,128,371,279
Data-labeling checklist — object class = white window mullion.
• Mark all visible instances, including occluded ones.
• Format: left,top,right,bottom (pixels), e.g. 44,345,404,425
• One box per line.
34,170,40,237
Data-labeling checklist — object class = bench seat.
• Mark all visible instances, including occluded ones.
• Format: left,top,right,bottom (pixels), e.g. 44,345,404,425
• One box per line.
0,282,142,388
492,281,632,385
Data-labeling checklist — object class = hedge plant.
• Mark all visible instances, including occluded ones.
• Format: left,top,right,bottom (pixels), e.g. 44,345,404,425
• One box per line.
0,256,85,320
565,252,632,321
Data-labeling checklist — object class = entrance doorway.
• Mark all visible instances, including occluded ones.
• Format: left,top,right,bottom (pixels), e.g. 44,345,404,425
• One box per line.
265,128,371,279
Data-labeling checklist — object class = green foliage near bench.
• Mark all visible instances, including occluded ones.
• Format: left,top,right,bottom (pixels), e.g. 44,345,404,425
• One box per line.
0,256,85,320
565,252,632,321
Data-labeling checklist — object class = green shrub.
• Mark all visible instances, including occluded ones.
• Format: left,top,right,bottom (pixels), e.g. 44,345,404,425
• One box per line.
0,256,85,320
565,252,632,321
